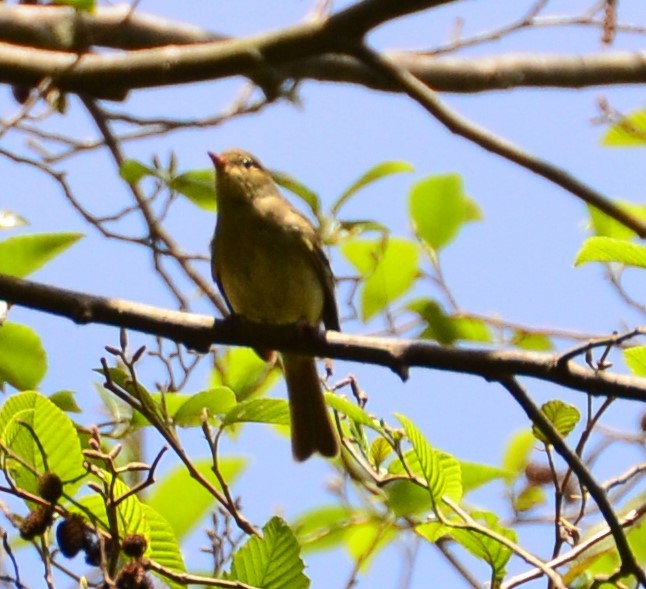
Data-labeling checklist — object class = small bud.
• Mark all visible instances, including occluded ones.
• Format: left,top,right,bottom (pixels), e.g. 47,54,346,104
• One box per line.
20,505,54,540
57,514,87,558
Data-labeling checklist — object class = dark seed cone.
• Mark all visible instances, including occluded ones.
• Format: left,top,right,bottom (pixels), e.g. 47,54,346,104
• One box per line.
56,514,87,558
115,562,152,589
122,534,147,559
38,472,63,503
19,505,54,540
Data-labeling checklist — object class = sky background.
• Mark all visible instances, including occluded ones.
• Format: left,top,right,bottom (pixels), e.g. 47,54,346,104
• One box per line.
2,1,646,587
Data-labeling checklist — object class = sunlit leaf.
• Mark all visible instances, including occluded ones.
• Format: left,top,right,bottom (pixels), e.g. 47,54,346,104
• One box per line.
511,331,553,351
0,322,47,390
587,203,646,240
502,429,535,483
119,159,155,183
223,398,290,426
331,161,414,215
272,171,321,216
602,109,646,146
409,299,491,345
625,346,646,377
574,236,646,268
342,237,419,321
171,169,217,211
532,400,580,443
173,387,237,426
228,516,309,589
0,233,83,278
409,174,481,250
211,347,280,402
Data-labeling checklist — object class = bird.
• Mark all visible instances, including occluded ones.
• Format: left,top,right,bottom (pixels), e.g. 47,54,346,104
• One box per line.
209,148,340,461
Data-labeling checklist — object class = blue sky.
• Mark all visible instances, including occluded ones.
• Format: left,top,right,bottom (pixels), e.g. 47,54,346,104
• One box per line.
2,1,646,587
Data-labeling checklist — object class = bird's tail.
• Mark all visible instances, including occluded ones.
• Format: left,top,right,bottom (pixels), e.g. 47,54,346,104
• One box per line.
283,353,339,461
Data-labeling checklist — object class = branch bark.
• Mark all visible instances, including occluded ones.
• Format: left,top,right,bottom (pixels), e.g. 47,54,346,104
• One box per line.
1,273,645,402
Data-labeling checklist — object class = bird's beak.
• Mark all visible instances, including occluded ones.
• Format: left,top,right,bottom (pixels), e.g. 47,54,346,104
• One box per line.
208,151,225,169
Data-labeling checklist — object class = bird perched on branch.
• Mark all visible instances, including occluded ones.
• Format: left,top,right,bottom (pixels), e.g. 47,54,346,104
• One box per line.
209,148,340,461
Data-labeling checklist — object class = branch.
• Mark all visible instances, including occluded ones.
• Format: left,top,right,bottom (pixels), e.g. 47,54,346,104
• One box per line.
1,4,646,99
351,44,646,237
1,273,645,402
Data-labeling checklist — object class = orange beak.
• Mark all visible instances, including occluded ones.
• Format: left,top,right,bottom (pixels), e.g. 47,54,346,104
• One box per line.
208,151,226,169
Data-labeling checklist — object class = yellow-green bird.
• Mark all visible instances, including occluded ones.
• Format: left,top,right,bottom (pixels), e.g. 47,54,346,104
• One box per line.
209,148,340,461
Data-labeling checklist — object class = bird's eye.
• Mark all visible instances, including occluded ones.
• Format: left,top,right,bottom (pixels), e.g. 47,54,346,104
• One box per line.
241,158,254,169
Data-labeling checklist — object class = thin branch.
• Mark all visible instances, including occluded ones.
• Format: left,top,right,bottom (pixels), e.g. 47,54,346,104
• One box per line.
497,376,646,586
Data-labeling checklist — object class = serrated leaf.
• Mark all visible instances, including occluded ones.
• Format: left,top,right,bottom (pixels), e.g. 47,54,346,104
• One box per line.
587,203,646,240
0,322,47,390
48,390,81,413
409,174,481,250
532,400,580,444
119,159,154,183
395,414,463,508
574,236,646,268
450,511,516,581
272,171,320,216
0,391,85,498
324,394,377,429
0,210,28,229
223,398,290,426
502,429,535,483
173,387,237,427
171,169,216,211
229,516,309,589
331,161,414,216
0,233,83,277
602,109,646,146
141,504,186,587
147,457,246,540
625,346,646,377
342,237,419,321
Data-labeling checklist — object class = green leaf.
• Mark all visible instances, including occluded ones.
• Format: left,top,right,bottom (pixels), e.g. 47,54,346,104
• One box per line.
171,169,217,211
331,161,414,216
625,346,646,377
587,203,646,240
342,237,419,321
0,391,85,498
415,522,450,544
344,520,396,570
408,299,491,345
532,400,580,444
514,485,546,512
119,159,155,183
574,236,646,268
370,437,392,468
173,387,237,427
324,394,377,429
0,322,47,390
0,233,83,277
511,331,553,351
501,430,535,483
602,109,646,147
384,479,433,517
409,174,481,250
48,390,82,413
229,516,309,589
450,511,516,581
395,415,463,508
272,171,321,217
294,506,363,553
223,398,290,426
0,210,28,230
147,457,246,540
141,504,186,584
211,347,280,402
459,461,509,494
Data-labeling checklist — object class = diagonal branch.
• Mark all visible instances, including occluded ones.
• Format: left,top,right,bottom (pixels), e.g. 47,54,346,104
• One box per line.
1,272,645,402
351,44,646,237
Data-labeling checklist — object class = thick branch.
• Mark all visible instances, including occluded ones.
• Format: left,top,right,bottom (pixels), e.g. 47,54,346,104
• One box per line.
1,273,645,402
